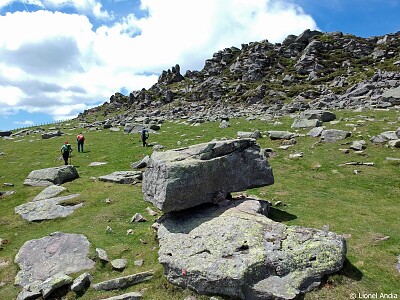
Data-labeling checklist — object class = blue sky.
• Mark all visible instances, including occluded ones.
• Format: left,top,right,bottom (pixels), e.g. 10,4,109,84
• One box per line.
0,0,399,131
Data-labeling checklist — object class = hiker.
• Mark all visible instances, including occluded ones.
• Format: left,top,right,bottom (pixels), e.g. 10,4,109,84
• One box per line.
60,141,72,165
77,132,85,152
141,127,149,147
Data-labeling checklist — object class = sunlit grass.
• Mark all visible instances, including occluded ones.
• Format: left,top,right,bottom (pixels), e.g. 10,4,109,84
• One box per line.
0,109,399,299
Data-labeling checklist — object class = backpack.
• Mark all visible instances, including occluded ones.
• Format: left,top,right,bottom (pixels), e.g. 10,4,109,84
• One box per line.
62,144,70,154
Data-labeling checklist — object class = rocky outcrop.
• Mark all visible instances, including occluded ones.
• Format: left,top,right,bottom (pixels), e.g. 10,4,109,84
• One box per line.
99,171,142,184
157,200,346,300
24,166,79,186
142,139,274,212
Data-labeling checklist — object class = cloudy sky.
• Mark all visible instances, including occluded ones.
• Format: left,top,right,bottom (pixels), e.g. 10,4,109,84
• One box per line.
0,0,399,130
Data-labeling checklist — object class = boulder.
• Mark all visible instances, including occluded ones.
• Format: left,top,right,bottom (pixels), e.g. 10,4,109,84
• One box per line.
0,131,12,137
237,130,262,139
157,200,346,300
131,156,150,169
15,194,83,221
299,110,336,122
101,292,143,300
307,127,324,137
142,139,274,212
24,166,79,186
321,129,351,142
267,131,296,140
99,171,142,184
41,273,73,298
41,130,63,139
71,272,93,293
14,232,95,287
291,119,322,128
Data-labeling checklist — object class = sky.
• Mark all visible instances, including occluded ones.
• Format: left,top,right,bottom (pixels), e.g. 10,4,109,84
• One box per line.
0,0,399,131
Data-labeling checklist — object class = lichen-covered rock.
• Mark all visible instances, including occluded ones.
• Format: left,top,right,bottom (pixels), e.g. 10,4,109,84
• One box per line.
92,271,154,291
14,232,95,287
291,118,322,128
157,200,346,299
15,194,83,221
299,110,336,122
101,291,143,300
24,166,79,186
142,139,274,212
41,273,73,298
71,272,93,293
33,185,66,201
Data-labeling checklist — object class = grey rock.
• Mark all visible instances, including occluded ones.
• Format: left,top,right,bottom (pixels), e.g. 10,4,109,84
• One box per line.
16,282,41,300
380,131,399,140
131,155,150,169
41,130,63,139
157,200,346,300
321,129,351,142
71,272,93,293
131,213,147,222
397,255,400,273
291,118,322,128
370,134,388,143
219,120,230,128
101,291,143,300
237,130,261,139
267,131,296,140
96,248,109,262
349,140,366,151
142,139,274,212
33,185,66,201
134,259,144,266
41,273,73,298
15,194,83,221
14,232,95,287
0,190,15,197
299,110,336,122
92,271,154,291
111,259,128,271
99,171,142,184
89,161,108,166
24,166,79,186
0,130,12,137
307,127,324,137
396,127,400,138
388,139,400,148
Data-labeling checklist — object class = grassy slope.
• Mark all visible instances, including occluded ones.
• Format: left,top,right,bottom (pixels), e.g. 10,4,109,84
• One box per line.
0,109,399,299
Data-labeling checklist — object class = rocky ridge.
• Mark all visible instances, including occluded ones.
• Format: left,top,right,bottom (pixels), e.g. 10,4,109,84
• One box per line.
79,29,400,124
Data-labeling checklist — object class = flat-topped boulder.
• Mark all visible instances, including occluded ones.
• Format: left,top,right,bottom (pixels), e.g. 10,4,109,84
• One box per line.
14,232,95,288
142,139,274,212
157,200,346,300
24,166,79,186
99,171,142,184
15,194,83,221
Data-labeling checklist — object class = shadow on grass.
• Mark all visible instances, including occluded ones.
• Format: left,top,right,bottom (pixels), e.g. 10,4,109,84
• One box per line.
338,258,363,281
267,207,297,222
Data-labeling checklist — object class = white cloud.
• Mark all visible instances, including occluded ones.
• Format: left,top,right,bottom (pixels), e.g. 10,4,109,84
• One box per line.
0,0,317,122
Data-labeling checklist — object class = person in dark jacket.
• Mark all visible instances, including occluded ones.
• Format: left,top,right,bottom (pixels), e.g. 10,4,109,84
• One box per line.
141,127,149,147
60,141,72,165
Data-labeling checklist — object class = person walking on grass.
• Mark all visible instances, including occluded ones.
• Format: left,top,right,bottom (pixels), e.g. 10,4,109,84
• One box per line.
60,141,72,165
141,127,149,147
77,132,85,152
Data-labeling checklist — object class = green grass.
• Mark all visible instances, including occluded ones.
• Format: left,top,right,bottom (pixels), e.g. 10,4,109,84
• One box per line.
0,109,399,299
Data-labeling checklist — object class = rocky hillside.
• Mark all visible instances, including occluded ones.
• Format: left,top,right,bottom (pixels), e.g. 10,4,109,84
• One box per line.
79,29,400,122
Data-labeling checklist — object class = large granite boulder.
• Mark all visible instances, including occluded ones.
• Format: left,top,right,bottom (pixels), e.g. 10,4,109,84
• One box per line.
142,139,274,212
320,129,351,143
157,200,346,300
24,166,79,186
14,232,95,287
299,110,336,122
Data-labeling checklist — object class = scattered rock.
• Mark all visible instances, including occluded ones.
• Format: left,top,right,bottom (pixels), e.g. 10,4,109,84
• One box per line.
349,140,366,151
14,232,95,287
92,271,154,291
89,162,108,166
146,207,158,216
101,291,143,300
96,248,110,262
131,213,147,223
99,171,142,184
131,156,150,169
111,259,127,271
41,273,73,298
289,152,303,159
142,139,274,213
33,185,66,201
24,166,79,186
15,194,83,221
71,272,93,293
134,259,144,267
321,129,351,142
